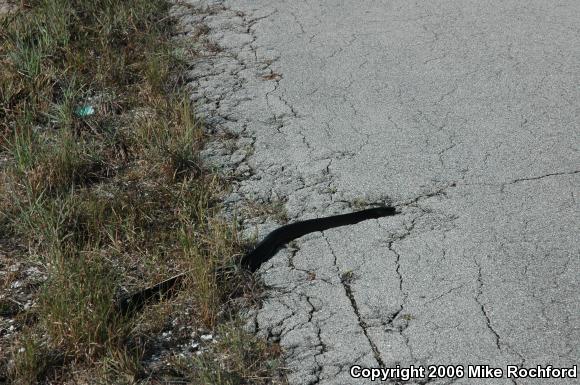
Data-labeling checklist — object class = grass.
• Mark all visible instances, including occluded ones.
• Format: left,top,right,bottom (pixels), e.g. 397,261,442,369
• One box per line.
0,0,284,383
170,321,284,385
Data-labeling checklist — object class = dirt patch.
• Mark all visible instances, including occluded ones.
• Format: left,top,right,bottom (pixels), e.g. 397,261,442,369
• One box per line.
0,1,18,16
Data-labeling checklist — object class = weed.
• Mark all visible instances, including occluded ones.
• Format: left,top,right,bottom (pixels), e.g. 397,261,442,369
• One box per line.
245,198,289,223
340,270,354,284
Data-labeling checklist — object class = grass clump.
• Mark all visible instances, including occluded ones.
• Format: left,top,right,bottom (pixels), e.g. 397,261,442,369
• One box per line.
0,1,284,383
7,331,57,385
38,247,122,358
172,321,284,385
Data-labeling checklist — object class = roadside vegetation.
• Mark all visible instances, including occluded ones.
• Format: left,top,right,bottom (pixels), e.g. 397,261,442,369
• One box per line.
0,0,284,383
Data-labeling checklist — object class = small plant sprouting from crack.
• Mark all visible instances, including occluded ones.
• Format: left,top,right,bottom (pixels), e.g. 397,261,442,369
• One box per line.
262,72,283,81
245,199,289,223
340,270,354,284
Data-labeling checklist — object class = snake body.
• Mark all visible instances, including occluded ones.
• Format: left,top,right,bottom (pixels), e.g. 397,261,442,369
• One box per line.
241,206,397,271
118,206,398,314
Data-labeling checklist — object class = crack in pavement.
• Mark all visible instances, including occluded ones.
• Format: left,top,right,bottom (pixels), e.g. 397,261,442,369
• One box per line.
340,269,386,368
323,234,387,370
474,259,502,352
305,295,325,385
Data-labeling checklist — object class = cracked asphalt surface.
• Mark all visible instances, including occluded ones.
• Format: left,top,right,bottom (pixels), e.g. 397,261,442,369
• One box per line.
175,0,579,384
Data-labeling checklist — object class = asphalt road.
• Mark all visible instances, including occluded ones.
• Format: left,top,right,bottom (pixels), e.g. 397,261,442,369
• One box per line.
180,1,579,384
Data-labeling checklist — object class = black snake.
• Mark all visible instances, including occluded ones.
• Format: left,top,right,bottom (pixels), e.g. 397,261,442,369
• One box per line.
118,206,398,314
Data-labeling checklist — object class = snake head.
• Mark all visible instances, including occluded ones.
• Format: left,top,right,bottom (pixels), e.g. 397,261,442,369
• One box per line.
371,206,398,217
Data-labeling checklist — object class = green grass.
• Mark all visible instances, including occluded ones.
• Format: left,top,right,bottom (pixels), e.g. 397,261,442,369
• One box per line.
0,1,284,383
